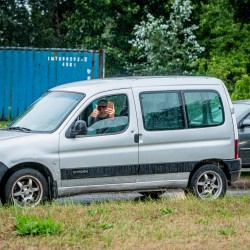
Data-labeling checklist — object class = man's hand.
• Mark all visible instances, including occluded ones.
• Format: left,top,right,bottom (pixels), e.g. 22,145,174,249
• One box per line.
105,107,115,118
91,106,99,118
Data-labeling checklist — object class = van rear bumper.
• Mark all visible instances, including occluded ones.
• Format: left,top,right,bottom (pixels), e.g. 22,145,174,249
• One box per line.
224,159,242,183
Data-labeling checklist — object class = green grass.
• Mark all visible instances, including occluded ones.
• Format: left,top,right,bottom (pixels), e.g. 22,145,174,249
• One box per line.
1,196,250,249
14,214,61,236
240,172,250,178
0,121,10,128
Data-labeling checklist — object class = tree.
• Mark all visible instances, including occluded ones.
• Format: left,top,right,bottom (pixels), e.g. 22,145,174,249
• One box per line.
194,0,250,93
129,0,204,75
27,0,74,47
0,0,32,46
229,0,250,23
0,0,73,48
64,0,142,76
231,75,250,100
64,1,179,76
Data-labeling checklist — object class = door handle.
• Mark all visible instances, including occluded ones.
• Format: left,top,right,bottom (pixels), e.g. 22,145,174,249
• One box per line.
134,133,142,143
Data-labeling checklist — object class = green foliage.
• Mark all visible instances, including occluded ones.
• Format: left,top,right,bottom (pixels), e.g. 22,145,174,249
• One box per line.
87,209,96,216
0,1,32,46
129,0,204,75
0,0,74,48
1,0,250,97
197,53,249,93
64,0,142,76
159,207,176,215
0,121,10,128
195,0,250,93
87,207,106,216
216,208,230,217
219,228,236,236
230,0,250,23
14,214,61,236
99,222,113,230
231,75,250,100
65,1,185,76
196,217,210,224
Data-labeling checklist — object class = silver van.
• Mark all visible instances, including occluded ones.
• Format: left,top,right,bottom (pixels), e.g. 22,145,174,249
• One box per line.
0,76,241,206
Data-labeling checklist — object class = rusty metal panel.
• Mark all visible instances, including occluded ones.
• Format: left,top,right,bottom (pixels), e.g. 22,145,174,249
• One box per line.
0,47,105,119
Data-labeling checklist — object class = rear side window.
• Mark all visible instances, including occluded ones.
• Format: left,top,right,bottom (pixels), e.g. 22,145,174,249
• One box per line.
140,92,185,130
184,91,224,128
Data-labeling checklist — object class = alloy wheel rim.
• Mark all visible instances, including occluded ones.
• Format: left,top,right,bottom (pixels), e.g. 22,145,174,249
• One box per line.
196,170,223,199
11,175,43,207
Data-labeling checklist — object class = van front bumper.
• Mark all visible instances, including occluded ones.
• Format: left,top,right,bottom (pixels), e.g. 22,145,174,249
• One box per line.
225,158,242,183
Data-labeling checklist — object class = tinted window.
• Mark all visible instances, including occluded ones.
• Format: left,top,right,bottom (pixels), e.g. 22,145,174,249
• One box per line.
140,92,184,130
184,91,224,128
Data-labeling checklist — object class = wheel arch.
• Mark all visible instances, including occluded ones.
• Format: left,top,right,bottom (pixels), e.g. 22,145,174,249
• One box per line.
187,159,230,188
0,162,57,200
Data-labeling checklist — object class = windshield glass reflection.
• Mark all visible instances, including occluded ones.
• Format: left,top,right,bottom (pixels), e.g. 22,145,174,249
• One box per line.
10,91,84,132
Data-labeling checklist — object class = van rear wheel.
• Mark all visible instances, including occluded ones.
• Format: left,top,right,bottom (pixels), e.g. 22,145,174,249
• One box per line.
3,168,49,207
189,164,227,199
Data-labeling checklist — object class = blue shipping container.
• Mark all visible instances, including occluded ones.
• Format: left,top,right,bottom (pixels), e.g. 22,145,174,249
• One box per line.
0,47,105,119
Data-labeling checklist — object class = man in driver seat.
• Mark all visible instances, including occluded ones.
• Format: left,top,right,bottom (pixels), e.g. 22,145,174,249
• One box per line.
88,99,115,126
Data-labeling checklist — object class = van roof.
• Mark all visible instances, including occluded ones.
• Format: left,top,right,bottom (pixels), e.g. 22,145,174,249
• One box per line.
50,76,223,94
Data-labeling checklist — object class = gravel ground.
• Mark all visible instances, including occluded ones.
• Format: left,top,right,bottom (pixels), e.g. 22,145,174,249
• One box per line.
230,177,250,189
56,179,250,205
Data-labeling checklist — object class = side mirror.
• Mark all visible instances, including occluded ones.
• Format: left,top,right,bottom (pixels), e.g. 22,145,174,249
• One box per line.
240,119,250,128
66,120,87,138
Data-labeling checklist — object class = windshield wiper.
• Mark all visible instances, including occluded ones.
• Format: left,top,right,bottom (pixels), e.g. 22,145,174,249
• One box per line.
8,126,32,132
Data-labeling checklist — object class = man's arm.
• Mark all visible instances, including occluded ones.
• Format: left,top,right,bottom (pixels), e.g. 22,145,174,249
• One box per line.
88,116,99,126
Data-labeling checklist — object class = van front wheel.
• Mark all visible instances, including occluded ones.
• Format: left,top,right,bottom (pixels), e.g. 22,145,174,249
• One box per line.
3,168,49,207
189,164,227,199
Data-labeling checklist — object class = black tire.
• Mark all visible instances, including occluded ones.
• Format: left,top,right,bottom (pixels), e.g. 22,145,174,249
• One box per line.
3,168,49,207
139,191,164,199
189,164,227,199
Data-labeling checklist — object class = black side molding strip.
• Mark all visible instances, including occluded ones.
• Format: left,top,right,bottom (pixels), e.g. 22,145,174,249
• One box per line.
61,161,197,180
60,159,242,181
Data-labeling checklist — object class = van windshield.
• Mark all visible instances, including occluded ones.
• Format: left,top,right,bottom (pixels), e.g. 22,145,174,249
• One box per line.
9,91,84,132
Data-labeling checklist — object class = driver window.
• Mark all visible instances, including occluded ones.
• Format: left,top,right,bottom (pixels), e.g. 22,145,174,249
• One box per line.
76,94,129,136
